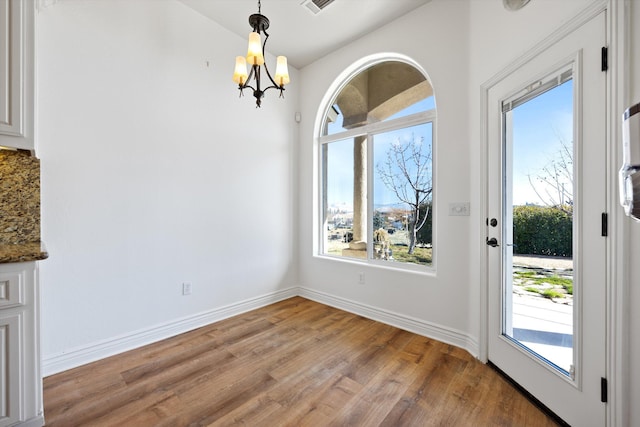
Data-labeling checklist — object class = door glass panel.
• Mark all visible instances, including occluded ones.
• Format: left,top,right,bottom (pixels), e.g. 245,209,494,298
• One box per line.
503,78,574,375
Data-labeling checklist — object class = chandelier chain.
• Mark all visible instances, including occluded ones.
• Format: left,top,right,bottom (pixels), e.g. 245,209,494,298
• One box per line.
258,0,261,14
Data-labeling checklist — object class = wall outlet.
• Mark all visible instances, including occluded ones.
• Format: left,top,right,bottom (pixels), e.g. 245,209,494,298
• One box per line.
182,282,192,296
358,272,365,285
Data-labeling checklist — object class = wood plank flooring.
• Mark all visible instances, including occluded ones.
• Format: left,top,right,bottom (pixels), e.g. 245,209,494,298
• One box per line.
43,297,559,426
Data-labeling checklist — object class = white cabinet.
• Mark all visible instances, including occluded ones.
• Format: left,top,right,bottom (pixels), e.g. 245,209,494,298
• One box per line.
0,0,34,151
0,263,43,427
0,314,20,426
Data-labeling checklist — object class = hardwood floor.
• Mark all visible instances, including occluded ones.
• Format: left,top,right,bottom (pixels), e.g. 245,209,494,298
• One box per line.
43,297,559,426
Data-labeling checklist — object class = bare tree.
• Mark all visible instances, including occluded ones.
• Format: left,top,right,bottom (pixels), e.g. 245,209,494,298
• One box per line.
528,137,573,216
377,135,432,254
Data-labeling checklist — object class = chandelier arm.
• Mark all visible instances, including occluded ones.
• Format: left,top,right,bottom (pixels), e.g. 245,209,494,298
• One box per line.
239,82,257,93
239,65,257,91
260,81,285,97
260,65,283,93
260,29,283,90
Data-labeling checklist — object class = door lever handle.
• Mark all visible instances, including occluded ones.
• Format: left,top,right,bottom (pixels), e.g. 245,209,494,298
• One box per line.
486,237,499,247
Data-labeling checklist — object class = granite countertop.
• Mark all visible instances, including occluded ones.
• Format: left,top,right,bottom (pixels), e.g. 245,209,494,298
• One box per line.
0,241,48,263
0,150,41,244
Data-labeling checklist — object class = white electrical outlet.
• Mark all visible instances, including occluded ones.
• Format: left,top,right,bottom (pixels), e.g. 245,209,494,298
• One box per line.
358,272,365,285
182,282,192,296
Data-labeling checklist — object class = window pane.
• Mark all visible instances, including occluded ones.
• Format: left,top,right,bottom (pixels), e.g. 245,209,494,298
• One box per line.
319,59,436,270
322,138,355,257
373,123,433,266
322,61,433,136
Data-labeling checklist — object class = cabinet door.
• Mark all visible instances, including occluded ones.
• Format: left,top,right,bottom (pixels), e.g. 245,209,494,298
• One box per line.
0,0,23,136
0,313,21,427
0,0,34,150
0,271,24,309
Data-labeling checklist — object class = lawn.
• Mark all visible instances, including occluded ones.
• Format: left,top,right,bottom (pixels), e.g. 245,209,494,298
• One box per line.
514,269,573,301
325,240,432,266
389,244,432,265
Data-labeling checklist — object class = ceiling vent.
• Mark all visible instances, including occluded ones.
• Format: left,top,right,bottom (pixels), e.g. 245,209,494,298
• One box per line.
300,0,335,15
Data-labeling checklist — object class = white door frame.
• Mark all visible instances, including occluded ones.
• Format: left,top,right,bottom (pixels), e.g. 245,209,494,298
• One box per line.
478,0,629,425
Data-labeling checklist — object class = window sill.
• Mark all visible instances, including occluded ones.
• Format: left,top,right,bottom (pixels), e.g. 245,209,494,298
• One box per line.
313,253,436,277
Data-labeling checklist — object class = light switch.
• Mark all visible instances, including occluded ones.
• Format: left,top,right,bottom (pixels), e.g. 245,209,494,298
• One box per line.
449,202,470,216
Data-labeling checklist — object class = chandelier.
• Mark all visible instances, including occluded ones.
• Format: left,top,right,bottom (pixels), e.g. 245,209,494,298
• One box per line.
232,0,290,108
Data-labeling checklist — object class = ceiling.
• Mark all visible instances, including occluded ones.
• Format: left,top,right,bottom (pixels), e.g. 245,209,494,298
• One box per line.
179,0,431,69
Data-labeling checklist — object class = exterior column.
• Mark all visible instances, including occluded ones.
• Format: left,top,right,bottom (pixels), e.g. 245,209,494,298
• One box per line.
343,135,367,258
352,135,367,242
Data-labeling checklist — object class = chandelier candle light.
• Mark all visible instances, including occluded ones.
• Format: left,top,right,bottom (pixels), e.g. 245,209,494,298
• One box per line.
233,0,290,108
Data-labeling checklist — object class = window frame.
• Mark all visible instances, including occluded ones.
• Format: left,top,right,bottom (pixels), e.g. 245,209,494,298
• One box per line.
317,107,437,273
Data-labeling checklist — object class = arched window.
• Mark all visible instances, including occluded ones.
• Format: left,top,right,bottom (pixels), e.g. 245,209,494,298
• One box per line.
319,58,436,269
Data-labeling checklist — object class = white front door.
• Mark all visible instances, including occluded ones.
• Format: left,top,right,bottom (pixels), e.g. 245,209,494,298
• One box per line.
486,11,607,426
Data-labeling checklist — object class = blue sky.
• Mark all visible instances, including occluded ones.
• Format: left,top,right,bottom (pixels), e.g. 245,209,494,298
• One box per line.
325,98,434,210
325,83,573,211
511,80,573,206
372,122,432,209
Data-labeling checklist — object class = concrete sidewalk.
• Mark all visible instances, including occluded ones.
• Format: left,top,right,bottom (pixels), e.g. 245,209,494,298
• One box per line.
512,293,573,372
510,255,573,373
513,254,573,270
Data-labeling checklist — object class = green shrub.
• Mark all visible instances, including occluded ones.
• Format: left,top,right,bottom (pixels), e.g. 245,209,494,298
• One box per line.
416,202,433,245
513,205,572,257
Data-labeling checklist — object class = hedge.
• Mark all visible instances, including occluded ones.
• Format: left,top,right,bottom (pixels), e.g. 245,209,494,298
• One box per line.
513,205,572,257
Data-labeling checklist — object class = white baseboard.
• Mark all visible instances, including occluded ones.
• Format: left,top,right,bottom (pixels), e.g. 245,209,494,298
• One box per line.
41,287,298,377
298,287,479,358
16,414,45,427
43,286,479,377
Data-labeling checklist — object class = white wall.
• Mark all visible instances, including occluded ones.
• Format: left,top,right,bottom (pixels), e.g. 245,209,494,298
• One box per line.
37,0,299,374
627,1,640,425
299,1,640,423
298,0,474,350
468,1,637,424
466,0,596,347
298,0,604,357
35,0,640,422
